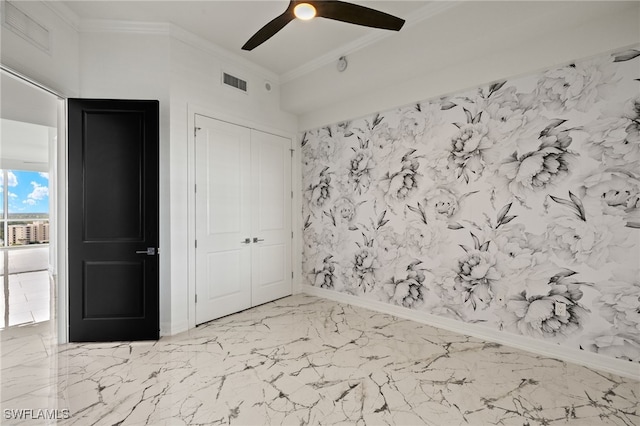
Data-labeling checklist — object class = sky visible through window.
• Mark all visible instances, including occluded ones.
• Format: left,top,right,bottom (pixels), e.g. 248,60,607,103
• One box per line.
0,170,50,215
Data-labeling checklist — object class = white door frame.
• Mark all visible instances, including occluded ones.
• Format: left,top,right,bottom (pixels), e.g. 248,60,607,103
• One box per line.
187,104,299,330
55,97,68,344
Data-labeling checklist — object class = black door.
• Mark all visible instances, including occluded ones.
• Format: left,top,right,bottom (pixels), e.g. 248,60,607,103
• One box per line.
68,99,159,342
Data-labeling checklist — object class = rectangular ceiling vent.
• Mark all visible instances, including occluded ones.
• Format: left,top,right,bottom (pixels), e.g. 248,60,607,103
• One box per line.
222,72,248,93
2,1,51,53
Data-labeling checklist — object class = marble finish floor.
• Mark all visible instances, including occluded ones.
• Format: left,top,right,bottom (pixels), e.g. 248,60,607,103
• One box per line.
1,270,51,328
1,294,639,425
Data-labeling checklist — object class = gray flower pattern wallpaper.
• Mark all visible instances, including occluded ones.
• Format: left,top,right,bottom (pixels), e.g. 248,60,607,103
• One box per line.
300,47,640,364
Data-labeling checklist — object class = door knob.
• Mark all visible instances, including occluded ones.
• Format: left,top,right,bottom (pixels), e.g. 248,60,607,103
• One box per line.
253,237,264,243
241,238,251,244
136,247,156,255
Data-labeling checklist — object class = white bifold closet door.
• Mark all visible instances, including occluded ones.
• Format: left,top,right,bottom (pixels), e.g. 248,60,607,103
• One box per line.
195,115,292,325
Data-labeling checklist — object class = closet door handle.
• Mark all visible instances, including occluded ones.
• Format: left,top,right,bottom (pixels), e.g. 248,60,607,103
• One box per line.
253,238,264,243
241,238,251,244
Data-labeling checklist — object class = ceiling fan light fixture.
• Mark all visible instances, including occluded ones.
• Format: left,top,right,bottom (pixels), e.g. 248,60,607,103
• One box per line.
294,3,316,21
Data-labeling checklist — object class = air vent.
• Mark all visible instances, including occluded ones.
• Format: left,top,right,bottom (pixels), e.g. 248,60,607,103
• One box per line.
222,72,248,92
2,1,50,53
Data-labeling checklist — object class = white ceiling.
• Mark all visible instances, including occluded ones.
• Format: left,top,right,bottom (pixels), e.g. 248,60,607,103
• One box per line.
0,118,51,171
0,72,57,169
1,72,59,128
60,1,430,77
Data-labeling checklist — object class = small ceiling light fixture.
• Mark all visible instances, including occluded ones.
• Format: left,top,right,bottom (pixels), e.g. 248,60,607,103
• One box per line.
293,3,316,20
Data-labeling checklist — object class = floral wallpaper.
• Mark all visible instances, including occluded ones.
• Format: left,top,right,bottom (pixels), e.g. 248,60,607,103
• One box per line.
301,47,640,363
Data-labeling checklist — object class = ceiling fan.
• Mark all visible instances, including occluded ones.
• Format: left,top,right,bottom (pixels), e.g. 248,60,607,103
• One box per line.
242,1,406,51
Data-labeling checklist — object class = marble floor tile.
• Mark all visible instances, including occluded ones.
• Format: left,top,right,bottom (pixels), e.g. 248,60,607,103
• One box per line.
1,271,51,329
1,294,639,425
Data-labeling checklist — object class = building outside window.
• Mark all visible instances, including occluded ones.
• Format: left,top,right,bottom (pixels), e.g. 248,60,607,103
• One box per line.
0,169,50,248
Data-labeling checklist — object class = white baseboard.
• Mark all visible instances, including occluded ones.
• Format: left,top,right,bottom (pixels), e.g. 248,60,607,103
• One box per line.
160,320,189,338
302,285,640,381
160,322,172,337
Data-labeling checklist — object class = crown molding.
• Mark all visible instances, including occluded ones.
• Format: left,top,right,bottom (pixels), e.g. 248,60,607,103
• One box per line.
74,19,280,83
79,19,171,36
42,0,81,31
168,24,281,83
41,1,458,86
279,1,459,84
42,0,279,84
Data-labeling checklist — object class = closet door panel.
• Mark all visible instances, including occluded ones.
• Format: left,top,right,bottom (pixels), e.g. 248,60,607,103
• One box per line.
251,130,292,306
195,115,251,324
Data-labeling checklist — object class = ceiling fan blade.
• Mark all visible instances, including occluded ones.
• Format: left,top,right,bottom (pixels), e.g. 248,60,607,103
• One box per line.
314,1,405,31
242,4,295,51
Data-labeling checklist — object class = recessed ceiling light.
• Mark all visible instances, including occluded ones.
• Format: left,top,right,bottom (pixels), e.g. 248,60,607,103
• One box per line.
294,3,316,21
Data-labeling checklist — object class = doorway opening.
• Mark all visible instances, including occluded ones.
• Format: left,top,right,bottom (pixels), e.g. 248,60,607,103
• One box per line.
0,68,62,338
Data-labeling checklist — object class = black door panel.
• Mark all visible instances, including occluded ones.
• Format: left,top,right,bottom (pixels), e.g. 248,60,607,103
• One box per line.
68,99,159,342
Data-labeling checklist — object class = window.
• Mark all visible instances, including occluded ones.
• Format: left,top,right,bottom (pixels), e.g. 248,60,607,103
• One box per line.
0,170,50,247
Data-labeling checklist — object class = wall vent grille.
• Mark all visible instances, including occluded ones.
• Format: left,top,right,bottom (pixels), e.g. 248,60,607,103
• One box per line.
222,72,247,92
2,1,51,53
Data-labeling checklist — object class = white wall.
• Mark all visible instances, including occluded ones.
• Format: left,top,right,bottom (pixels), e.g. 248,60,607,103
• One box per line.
0,1,79,97
0,119,50,169
78,29,298,335
78,30,174,335
168,36,297,333
289,1,640,131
